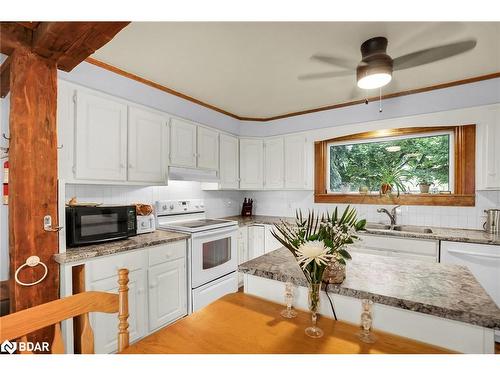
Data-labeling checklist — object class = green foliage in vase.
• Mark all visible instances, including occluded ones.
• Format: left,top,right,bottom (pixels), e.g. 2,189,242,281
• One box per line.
271,206,366,284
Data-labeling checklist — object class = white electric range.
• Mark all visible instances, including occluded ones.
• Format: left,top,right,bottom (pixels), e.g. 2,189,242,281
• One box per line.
156,199,239,313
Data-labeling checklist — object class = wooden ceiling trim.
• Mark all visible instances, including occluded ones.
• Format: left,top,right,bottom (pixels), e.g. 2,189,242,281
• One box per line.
82,58,500,123
85,57,242,120
0,55,11,98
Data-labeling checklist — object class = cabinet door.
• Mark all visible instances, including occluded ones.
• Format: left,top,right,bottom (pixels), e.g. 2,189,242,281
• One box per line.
264,137,284,189
88,268,147,353
248,225,265,260
197,126,219,170
479,109,500,189
170,118,197,167
237,226,249,265
239,139,264,189
128,106,169,183
148,258,187,332
264,224,282,253
219,133,239,189
284,134,308,189
75,90,128,181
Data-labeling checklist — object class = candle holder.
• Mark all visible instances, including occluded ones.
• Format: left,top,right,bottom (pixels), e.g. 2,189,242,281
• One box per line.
357,299,376,343
280,280,298,319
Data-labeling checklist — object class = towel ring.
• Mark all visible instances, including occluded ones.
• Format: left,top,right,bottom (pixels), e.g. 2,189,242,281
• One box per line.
14,256,48,286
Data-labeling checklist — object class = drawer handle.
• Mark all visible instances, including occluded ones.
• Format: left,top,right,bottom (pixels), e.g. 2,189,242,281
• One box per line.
446,248,500,259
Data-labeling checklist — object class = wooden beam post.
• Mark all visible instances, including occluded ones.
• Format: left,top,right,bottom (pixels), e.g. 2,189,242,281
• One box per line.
8,47,59,345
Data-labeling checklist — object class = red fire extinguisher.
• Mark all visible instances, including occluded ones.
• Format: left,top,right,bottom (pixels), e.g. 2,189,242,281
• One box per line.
2,160,8,205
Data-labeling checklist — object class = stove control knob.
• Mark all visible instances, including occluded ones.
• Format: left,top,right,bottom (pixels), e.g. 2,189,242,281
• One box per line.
162,204,167,210
169,204,174,210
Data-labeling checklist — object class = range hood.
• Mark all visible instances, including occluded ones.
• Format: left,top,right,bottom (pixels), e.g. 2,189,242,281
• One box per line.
168,166,219,182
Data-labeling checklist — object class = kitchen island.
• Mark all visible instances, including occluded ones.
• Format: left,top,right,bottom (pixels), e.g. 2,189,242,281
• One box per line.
239,247,500,353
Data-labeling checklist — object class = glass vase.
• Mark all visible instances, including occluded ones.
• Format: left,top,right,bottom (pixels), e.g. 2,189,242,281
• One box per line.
305,282,324,338
280,280,297,318
357,299,376,343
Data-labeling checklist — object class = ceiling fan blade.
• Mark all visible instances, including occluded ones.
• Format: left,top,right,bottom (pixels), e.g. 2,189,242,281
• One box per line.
393,39,476,71
311,54,357,69
298,70,353,81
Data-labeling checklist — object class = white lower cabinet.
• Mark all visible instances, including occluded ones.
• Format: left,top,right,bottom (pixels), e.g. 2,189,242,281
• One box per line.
237,226,249,286
352,234,439,262
148,258,187,332
248,225,265,260
85,240,187,353
264,224,282,253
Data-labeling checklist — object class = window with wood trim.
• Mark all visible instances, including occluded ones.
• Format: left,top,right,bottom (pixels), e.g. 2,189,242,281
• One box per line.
314,125,475,206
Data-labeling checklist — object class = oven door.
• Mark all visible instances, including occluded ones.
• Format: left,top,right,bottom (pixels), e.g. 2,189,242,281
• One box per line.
191,225,238,288
67,206,131,247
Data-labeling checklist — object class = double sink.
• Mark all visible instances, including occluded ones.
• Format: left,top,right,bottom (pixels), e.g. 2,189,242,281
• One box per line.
365,223,434,234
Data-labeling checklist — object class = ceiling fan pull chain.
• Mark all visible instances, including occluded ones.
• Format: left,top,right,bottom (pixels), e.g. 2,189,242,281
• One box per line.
379,88,383,113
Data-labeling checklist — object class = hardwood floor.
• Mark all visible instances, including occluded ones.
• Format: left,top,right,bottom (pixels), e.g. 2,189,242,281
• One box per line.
496,342,499,354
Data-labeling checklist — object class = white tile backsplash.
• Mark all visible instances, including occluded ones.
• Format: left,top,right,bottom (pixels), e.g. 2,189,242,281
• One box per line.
65,181,242,218
241,190,500,230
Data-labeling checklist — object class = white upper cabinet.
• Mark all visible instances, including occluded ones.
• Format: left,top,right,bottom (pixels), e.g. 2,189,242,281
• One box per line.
477,108,500,190
75,91,128,181
219,133,239,189
170,118,197,168
284,134,308,189
197,126,219,170
264,137,284,189
128,106,169,183
240,138,264,189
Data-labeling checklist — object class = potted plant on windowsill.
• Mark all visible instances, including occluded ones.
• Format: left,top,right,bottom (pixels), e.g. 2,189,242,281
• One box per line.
377,162,407,197
410,169,434,193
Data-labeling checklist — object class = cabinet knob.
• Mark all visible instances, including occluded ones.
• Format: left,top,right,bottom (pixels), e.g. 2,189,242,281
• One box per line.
149,282,157,289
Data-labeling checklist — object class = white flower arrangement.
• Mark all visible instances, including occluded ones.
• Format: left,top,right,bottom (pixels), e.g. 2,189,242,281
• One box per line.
271,206,366,284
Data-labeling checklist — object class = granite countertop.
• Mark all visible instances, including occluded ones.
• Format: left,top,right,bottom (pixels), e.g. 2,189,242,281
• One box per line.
222,215,500,245
54,230,190,264
239,247,500,329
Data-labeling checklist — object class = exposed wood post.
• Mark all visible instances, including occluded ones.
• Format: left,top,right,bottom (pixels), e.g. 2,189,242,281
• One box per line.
8,47,59,346
117,269,130,352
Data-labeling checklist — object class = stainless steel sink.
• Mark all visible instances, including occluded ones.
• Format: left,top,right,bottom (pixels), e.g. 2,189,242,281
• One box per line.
365,223,391,230
392,225,433,234
364,223,433,234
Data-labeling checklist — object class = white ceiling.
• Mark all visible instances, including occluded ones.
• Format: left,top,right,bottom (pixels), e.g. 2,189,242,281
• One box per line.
92,22,500,119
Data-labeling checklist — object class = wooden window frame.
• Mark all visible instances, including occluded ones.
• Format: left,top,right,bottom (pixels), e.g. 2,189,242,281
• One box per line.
314,125,476,206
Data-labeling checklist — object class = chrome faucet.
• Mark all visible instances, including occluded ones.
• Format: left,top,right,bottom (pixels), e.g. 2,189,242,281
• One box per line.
377,205,401,230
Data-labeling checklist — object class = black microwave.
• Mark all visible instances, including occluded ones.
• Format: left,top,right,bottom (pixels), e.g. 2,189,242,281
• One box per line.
66,205,137,248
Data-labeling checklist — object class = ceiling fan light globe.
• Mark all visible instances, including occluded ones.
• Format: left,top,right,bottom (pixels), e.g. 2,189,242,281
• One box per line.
357,72,392,89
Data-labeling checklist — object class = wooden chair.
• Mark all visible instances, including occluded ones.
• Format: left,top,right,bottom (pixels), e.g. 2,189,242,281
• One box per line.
0,268,130,354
